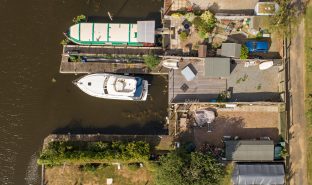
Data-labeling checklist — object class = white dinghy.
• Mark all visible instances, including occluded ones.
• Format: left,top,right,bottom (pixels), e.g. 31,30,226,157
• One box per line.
259,61,274,70
73,73,148,101
162,59,179,70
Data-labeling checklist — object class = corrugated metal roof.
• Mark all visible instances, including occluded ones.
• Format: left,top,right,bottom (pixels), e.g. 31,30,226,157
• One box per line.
221,43,241,58
137,21,155,43
225,140,274,161
204,57,231,77
232,163,285,185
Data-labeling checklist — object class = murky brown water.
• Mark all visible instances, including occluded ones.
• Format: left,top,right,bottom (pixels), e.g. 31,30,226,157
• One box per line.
0,0,165,184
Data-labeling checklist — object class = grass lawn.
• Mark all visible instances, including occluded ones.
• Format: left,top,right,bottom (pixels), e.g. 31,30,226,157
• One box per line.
304,3,312,185
45,163,155,185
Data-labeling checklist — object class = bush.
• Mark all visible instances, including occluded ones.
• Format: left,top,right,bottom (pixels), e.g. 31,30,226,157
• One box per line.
143,55,160,70
179,31,188,41
69,55,82,62
240,45,249,59
37,141,150,165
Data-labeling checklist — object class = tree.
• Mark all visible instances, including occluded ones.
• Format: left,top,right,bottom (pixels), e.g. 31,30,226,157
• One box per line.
192,11,216,36
264,0,299,36
156,150,224,185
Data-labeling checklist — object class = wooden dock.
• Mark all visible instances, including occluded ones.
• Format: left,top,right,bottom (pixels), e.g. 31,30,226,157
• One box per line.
60,45,171,74
64,45,164,56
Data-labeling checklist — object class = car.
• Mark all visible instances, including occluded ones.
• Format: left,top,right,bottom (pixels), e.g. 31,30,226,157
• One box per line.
245,41,269,53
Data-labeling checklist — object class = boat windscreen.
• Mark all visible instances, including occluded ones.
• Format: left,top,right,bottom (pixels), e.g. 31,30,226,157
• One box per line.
134,78,143,97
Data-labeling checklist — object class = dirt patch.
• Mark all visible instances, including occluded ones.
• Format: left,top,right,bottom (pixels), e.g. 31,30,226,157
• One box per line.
189,110,279,148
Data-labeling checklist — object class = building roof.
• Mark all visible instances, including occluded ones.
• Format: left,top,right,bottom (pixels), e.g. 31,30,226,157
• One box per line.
232,163,285,185
68,22,148,46
225,140,274,161
221,43,241,58
137,21,155,43
204,57,231,77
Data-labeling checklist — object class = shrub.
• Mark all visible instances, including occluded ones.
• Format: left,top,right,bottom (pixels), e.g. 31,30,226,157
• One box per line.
69,55,82,62
240,45,249,59
143,55,160,70
184,12,195,22
37,141,150,165
179,30,188,41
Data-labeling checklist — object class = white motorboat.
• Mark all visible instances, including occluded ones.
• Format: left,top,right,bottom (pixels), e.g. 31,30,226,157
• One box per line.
73,73,148,101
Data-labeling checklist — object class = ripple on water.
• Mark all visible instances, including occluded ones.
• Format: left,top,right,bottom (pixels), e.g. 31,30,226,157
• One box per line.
25,152,39,185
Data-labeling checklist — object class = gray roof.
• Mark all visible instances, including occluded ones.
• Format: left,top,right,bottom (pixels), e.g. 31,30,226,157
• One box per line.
232,163,285,185
204,57,231,77
137,21,155,43
225,140,274,161
221,43,241,58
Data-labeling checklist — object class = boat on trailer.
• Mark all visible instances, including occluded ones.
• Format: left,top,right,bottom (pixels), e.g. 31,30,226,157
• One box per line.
65,21,155,46
73,73,148,101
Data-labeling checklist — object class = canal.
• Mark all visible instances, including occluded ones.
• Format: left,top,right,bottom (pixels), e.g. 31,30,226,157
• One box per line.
0,0,166,184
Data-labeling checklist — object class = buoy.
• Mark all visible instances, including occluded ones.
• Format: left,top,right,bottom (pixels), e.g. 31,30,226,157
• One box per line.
52,78,56,83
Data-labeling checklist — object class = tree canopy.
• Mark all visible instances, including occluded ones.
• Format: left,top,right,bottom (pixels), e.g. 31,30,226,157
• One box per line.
156,150,224,185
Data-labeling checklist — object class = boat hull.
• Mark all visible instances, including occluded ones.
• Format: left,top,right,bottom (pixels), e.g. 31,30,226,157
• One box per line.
73,73,148,101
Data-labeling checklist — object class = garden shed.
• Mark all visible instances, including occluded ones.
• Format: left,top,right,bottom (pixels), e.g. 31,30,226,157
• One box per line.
221,43,241,58
225,140,274,161
204,57,231,77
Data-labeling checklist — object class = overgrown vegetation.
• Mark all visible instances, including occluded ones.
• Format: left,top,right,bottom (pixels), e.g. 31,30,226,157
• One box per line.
69,55,82,62
155,149,224,185
73,14,86,24
60,38,70,45
264,0,299,36
38,141,150,165
240,45,249,59
305,3,312,185
143,55,160,70
192,10,216,36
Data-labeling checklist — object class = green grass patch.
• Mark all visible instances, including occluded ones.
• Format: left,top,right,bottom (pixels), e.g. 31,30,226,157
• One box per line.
304,3,312,185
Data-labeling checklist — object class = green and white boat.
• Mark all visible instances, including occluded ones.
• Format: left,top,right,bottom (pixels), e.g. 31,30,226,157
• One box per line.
65,21,155,46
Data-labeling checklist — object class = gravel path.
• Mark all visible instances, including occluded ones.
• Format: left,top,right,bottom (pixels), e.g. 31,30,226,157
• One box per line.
289,18,308,185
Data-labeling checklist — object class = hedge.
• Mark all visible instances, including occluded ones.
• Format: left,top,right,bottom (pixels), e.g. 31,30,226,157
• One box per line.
38,141,150,165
